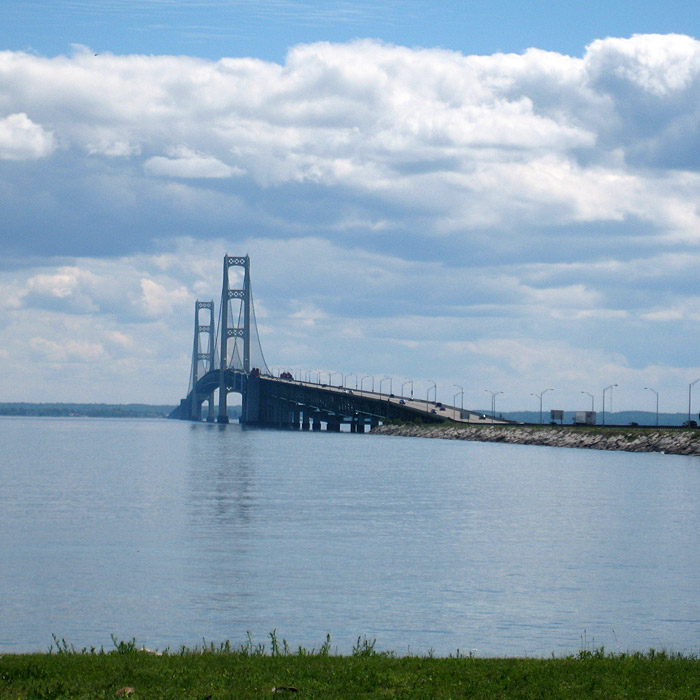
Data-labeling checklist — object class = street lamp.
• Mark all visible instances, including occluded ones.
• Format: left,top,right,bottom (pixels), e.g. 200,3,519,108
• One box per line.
644,386,659,427
379,375,392,397
427,380,437,404
581,391,594,412
531,388,553,424
361,374,374,393
401,379,414,399
329,371,342,386
344,372,358,389
602,384,618,425
453,384,464,418
688,379,700,426
485,389,503,420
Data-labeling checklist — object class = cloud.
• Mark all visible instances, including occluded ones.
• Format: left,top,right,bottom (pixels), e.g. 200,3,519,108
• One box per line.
1,36,700,407
0,113,55,160
0,234,698,407
139,277,190,317
0,254,200,401
87,139,141,157
19,262,192,321
29,337,106,362
586,33,700,97
144,146,242,178
584,34,700,169
25,267,101,312
2,35,700,249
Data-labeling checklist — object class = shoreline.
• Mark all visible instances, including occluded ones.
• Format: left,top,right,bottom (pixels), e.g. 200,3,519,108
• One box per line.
371,423,700,456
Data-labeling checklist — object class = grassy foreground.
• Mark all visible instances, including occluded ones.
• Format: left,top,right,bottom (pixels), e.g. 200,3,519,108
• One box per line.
2,638,700,699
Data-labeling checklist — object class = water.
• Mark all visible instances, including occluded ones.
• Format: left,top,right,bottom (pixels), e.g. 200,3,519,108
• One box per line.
1,416,700,657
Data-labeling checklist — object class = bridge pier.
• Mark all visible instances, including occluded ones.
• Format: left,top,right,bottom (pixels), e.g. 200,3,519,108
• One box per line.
274,402,284,428
241,374,260,425
327,416,341,432
273,400,295,429
354,414,366,433
312,414,322,431
301,409,311,431
206,394,216,422
272,403,281,428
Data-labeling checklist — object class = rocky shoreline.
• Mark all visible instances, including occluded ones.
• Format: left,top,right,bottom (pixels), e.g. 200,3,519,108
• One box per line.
372,423,700,456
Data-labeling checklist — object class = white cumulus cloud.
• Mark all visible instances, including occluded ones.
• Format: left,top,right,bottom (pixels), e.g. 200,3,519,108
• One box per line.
144,146,241,178
0,112,55,160
1,37,700,407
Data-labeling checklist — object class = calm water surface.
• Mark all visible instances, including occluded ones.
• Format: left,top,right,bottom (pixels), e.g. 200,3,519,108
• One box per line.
1,416,699,656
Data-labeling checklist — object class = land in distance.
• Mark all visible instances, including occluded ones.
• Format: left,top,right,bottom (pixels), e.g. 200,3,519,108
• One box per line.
0,403,242,419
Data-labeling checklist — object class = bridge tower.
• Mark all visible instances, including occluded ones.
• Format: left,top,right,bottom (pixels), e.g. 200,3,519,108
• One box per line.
217,254,250,423
189,300,216,421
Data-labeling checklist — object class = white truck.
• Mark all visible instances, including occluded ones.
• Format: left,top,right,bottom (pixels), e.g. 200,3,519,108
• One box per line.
574,410,597,425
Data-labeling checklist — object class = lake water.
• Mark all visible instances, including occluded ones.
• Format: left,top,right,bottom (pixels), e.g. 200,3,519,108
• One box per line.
1,416,700,657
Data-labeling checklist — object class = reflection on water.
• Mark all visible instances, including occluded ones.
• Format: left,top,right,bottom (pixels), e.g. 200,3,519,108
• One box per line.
1,416,700,656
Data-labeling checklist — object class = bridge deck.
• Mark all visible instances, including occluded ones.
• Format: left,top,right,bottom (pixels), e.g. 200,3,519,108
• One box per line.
277,378,507,424
171,370,509,427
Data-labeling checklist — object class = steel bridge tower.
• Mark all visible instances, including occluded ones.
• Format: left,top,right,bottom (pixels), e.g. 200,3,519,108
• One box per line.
217,254,250,423
189,300,216,421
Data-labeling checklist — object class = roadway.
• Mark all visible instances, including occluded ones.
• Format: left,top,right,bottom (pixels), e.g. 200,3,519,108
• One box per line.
271,376,509,425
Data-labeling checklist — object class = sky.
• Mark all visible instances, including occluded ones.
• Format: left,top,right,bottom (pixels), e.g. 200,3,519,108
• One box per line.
1,1,700,415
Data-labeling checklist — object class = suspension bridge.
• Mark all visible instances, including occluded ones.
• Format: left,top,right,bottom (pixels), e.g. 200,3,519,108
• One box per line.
169,255,493,430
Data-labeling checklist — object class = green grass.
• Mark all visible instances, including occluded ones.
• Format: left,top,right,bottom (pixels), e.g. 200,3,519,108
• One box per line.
2,637,700,699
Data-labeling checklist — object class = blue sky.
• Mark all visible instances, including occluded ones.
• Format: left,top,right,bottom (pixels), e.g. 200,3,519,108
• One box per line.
1,0,700,416
5,0,700,62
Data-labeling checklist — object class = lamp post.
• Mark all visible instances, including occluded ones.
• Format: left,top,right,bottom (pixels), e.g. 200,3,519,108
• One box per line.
485,389,503,420
531,388,553,424
644,386,659,427
329,371,342,386
344,372,358,389
427,380,437,404
453,384,464,418
602,384,618,425
401,379,414,400
361,374,374,393
581,391,594,412
379,375,392,398
688,379,700,426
